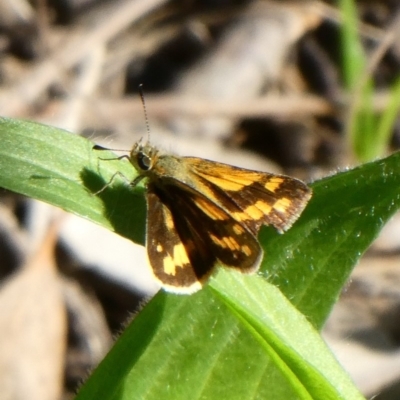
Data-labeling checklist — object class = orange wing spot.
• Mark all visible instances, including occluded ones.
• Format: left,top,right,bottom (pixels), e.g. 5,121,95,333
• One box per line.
163,255,176,275
164,212,175,230
194,196,228,220
190,183,220,204
173,243,190,268
254,200,272,215
210,233,227,248
231,205,263,222
264,177,284,193
272,197,292,213
243,204,264,220
214,169,265,186
233,223,245,235
162,243,191,276
210,234,240,251
241,244,252,256
226,236,240,251
231,211,249,221
201,174,245,191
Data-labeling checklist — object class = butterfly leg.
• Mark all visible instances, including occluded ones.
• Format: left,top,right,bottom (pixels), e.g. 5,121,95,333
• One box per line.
93,171,131,195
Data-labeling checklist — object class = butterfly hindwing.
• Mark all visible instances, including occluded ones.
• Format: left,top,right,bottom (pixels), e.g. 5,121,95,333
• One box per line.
146,189,206,293
146,182,262,293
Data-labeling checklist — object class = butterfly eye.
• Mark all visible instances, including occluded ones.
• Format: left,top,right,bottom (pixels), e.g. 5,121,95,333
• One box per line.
137,151,152,171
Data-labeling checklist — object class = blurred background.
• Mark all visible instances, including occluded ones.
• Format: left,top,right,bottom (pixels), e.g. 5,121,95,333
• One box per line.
1,0,400,398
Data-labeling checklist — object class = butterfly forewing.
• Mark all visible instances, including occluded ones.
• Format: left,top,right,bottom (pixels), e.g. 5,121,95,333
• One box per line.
187,158,312,233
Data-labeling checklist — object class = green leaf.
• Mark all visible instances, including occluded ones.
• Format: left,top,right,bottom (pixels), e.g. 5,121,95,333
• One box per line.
339,0,366,91
0,117,146,244
261,150,400,328
339,0,381,162
374,75,400,157
339,0,400,161
76,280,363,400
3,117,399,399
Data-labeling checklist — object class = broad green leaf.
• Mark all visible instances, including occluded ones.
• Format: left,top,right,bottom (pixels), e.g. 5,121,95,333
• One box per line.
0,117,146,244
76,279,363,400
261,150,400,328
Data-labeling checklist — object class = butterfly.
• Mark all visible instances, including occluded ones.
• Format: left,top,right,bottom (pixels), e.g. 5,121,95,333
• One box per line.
95,141,312,294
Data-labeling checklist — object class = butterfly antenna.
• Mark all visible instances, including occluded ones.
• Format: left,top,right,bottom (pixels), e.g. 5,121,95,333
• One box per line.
138,84,151,143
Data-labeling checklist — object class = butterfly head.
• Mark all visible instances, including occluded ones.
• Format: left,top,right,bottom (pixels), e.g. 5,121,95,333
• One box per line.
130,141,159,174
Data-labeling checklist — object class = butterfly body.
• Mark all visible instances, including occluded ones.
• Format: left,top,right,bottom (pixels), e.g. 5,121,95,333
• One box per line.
126,141,312,294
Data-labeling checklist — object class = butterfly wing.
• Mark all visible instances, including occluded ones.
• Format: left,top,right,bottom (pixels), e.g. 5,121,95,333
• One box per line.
187,158,312,234
146,182,262,293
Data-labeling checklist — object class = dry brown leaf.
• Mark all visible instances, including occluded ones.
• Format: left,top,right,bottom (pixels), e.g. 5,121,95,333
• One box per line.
0,215,66,400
